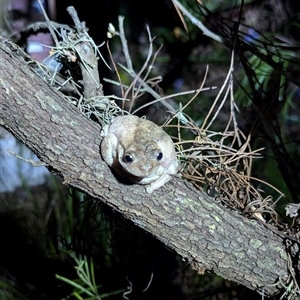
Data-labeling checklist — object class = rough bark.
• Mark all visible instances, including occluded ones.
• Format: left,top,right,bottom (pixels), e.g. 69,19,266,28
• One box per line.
0,36,290,297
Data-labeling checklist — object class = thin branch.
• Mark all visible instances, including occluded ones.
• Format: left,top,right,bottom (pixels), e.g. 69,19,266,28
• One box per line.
117,16,189,124
37,0,59,45
172,0,223,43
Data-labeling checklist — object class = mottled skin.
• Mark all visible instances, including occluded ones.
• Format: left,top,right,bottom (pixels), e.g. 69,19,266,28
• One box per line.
101,115,179,193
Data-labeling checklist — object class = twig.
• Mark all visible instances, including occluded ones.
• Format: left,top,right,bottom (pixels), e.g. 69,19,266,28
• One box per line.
37,0,59,46
171,0,223,44
201,50,235,131
131,86,217,115
6,148,47,167
67,6,84,33
66,6,102,98
118,16,189,124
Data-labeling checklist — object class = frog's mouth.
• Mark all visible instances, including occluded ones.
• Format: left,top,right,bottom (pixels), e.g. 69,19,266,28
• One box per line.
122,168,158,184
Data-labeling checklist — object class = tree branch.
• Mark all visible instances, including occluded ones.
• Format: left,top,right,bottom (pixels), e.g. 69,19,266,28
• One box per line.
0,36,290,297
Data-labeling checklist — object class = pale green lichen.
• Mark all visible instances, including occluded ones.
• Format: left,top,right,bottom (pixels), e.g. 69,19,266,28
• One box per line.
209,224,216,231
249,238,263,248
213,215,221,222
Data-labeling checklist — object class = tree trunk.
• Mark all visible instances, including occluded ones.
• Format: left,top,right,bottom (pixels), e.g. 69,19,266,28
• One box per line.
0,36,291,297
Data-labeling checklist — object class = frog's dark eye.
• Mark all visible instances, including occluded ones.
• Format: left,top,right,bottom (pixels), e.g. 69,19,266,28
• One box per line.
124,154,134,163
157,152,163,161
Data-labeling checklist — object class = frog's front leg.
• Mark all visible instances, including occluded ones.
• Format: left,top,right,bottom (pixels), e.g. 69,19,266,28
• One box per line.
145,173,172,193
101,133,118,166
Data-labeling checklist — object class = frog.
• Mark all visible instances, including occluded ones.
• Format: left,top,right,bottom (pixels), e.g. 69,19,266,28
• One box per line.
100,115,179,193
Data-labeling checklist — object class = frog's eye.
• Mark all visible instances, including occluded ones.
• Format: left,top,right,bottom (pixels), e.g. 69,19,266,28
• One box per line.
157,152,163,161
124,154,134,163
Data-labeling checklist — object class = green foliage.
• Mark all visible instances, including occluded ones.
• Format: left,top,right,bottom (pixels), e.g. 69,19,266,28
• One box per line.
235,35,299,108
56,252,125,300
